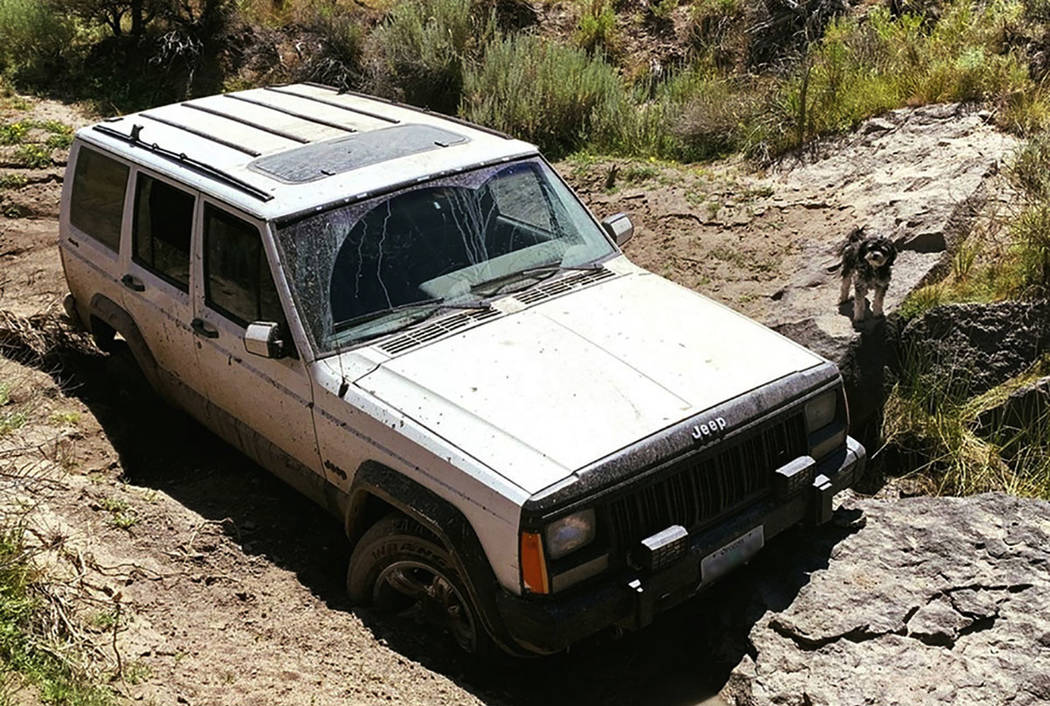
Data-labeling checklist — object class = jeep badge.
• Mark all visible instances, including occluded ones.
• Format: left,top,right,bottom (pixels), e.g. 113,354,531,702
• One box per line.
691,416,727,444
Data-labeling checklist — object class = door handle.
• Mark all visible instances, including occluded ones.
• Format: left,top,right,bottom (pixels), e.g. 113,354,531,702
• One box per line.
121,274,145,292
191,318,219,339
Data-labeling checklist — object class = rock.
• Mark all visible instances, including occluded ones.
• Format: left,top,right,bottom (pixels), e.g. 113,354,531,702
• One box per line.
901,229,946,253
761,104,1017,373
974,375,1050,457
901,301,1050,397
720,493,1050,706
976,376,1050,431
862,117,896,134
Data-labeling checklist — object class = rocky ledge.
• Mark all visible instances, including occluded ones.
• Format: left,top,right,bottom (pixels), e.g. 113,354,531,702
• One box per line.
764,103,1017,363
720,493,1050,706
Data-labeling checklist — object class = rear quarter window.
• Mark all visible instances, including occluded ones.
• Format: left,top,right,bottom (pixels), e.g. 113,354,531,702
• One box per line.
69,146,129,252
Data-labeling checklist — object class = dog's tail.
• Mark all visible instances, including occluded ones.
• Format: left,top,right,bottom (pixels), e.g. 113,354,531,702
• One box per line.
826,227,865,272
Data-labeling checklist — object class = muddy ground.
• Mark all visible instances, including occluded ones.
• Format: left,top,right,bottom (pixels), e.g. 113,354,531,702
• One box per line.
0,93,909,705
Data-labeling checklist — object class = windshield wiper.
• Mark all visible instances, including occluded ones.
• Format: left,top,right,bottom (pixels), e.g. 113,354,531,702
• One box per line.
332,296,492,339
470,261,604,297
332,298,441,333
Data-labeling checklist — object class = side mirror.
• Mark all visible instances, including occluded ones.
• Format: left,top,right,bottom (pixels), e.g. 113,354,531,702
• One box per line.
602,212,634,247
244,321,287,359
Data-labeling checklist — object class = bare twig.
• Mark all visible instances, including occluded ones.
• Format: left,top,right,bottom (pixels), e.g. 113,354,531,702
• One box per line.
184,517,241,553
111,594,123,682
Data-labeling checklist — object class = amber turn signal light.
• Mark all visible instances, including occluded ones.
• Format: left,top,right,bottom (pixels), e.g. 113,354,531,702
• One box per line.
520,531,549,594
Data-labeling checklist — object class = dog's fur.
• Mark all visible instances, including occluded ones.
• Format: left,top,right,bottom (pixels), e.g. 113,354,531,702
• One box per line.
837,228,897,320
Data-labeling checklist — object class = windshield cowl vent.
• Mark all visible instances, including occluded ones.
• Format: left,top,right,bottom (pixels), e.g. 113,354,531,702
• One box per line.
513,267,616,306
377,308,501,356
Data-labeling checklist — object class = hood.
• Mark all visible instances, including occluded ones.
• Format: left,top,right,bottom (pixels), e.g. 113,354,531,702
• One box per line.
348,271,824,495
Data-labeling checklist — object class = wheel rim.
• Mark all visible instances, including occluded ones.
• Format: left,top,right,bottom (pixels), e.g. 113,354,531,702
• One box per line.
374,560,478,652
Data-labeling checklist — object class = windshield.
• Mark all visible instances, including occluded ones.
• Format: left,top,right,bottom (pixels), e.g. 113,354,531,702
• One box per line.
275,157,617,354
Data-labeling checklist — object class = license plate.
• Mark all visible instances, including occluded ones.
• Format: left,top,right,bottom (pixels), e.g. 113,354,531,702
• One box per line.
700,526,764,585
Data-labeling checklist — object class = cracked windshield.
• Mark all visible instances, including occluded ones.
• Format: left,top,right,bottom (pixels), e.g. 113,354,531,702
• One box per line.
276,157,615,353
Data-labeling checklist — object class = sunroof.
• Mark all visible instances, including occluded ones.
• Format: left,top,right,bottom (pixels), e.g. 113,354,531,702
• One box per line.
249,124,469,183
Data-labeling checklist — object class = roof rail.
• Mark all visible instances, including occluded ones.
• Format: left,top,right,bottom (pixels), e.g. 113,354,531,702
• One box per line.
300,82,515,141
265,86,399,125
181,102,310,144
141,112,262,157
222,93,358,134
91,124,274,202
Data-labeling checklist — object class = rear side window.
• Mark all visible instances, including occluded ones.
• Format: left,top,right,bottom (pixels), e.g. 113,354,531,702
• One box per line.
132,174,194,291
204,205,285,328
69,146,129,252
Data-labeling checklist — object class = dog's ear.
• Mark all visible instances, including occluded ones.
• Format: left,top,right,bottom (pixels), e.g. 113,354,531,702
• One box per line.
885,243,897,266
847,227,864,243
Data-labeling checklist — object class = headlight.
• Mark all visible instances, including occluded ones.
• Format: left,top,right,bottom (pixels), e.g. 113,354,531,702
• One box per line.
804,390,837,431
544,509,596,560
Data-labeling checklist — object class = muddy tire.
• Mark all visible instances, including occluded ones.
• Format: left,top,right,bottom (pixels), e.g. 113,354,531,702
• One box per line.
347,514,491,655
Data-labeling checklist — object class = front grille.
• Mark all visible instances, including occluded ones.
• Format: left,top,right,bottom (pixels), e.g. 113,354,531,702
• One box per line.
605,412,807,550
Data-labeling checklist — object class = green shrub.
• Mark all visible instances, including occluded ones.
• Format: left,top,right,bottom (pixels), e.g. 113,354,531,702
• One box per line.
1010,132,1050,198
461,34,628,158
0,121,29,145
766,0,1032,154
687,0,750,70
1010,202,1050,295
1007,134,1050,295
662,69,769,160
648,0,679,20
575,0,619,57
299,7,367,90
0,0,75,82
368,0,496,114
13,144,51,168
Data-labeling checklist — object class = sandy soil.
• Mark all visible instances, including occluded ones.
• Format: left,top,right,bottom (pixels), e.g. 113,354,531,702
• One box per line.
565,157,810,319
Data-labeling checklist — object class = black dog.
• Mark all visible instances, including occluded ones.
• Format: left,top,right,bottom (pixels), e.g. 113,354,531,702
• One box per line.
837,228,896,321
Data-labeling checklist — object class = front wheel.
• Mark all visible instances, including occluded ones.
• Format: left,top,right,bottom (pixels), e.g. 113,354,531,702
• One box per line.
347,514,490,655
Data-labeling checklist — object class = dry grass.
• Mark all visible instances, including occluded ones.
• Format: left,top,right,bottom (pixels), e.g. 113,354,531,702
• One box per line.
883,348,1050,498
0,356,115,705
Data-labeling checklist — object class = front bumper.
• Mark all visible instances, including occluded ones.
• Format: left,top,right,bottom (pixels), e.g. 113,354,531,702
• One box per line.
496,436,865,654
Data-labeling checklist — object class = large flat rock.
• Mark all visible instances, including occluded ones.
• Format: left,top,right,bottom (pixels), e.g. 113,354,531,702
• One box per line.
720,493,1050,706
762,104,1018,362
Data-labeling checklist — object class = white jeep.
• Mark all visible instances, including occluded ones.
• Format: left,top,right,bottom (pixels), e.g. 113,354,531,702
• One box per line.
59,83,865,655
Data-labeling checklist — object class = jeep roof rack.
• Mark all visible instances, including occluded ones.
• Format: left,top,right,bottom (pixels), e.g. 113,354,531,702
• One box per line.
139,112,262,157
222,93,358,134
181,101,311,144
81,83,539,219
91,123,274,202
265,85,400,125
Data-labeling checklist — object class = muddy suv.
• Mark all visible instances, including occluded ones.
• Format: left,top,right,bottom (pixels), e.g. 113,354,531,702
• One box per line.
59,84,865,655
